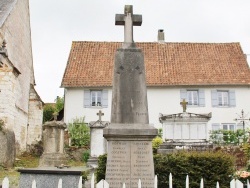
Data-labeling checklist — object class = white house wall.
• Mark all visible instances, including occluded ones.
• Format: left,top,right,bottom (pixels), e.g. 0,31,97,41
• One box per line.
64,86,250,130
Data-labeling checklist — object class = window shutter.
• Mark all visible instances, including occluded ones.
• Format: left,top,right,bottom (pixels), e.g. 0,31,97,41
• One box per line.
211,90,218,107
84,90,91,108
229,90,236,107
198,89,205,107
102,90,108,108
180,89,187,101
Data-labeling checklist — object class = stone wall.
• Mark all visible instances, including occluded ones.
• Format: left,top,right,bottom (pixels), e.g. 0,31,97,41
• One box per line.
27,86,43,146
0,0,42,152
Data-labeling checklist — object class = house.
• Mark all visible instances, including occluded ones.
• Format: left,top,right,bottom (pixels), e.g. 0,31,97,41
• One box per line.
0,0,43,152
61,31,250,135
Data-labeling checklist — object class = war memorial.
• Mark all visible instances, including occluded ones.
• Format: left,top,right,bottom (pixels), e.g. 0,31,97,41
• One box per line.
103,5,157,188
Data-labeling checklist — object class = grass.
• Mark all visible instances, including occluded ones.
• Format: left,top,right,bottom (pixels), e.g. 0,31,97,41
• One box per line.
0,153,85,186
0,153,39,186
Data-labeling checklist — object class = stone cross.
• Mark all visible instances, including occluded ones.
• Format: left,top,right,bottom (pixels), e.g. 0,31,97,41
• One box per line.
115,5,142,44
97,110,104,121
180,99,188,112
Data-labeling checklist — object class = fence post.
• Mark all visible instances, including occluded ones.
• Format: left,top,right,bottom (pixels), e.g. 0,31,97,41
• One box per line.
78,176,82,188
122,182,126,188
138,179,141,188
200,178,203,188
169,173,172,188
96,179,109,188
154,175,157,188
186,175,189,188
235,179,243,188
2,177,9,188
58,178,62,188
230,179,235,188
32,180,36,188
91,173,95,188
216,181,220,188
247,179,250,188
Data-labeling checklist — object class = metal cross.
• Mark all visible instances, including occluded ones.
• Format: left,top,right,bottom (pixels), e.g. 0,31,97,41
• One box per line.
180,99,188,112
115,5,142,46
234,109,250,141
97,110,104,121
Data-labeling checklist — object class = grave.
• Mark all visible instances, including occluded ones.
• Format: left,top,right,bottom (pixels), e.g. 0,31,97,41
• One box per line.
39,118,67,166
103,5,157,188
18,118,85,188
87,110,109,168
158,99,212,153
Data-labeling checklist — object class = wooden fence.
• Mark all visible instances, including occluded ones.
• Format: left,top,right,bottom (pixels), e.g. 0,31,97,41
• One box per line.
1,173,250,188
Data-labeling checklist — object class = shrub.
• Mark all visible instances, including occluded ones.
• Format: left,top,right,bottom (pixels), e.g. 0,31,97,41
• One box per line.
97,151,235,188
43,104,55,123
152,136,163,153
82,150,90,163
68,117,90,147
96,154,107,182
154,151,235,188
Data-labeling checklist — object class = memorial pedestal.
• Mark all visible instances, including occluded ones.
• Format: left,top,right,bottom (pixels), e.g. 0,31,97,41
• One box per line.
104,124,157,188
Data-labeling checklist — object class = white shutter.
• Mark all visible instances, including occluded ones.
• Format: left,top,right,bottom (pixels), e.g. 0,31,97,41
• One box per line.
180,89,187,101
102,90,108,108
211,90,218,107
229,90,236,107
198,89,205,107
84,90,91,108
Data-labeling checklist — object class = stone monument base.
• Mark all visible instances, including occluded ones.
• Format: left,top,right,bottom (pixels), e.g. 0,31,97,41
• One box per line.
39,153,67,167
87,156,98,168
18,167,83,188
103,123,157,188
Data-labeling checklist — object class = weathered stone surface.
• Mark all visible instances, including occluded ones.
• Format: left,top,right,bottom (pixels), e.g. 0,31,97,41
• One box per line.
39,121,67,167
18,167,82,188
0,129,15,167
104,6,157,187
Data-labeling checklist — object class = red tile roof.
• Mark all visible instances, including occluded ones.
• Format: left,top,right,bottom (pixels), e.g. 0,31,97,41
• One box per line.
61,42,250,87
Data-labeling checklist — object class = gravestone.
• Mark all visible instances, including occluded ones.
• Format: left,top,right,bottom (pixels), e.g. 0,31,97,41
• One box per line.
39,119,67,167
87,110,109,167
103,5,157,188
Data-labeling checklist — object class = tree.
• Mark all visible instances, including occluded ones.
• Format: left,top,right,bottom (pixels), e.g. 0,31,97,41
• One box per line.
43,96,64,123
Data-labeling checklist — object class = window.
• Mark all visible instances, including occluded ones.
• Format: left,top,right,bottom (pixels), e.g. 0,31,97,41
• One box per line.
84,89,108,108
91,91,102,106
187,90,198,105
218,91,229,106
180,89,205,107
211,90,236,107
222,123,235,131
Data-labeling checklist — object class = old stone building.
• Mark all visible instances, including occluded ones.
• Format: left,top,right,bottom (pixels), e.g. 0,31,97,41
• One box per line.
0,0,43,152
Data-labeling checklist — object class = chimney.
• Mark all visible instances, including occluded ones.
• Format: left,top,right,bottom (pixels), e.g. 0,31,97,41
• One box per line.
158,29,165,43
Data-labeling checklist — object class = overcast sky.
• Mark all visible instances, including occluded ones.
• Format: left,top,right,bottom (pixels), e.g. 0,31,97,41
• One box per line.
29,0,250,103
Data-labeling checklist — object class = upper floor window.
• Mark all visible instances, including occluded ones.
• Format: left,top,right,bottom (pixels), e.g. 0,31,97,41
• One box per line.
84,89,108,108
211,90,235,107
91,91,102,106
180,89,205,107
218,91,229,106
222,123,235,131
187,90,198,105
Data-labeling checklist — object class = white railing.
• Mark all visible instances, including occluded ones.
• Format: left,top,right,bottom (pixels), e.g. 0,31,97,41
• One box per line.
1,174,250,188
90,173,250,188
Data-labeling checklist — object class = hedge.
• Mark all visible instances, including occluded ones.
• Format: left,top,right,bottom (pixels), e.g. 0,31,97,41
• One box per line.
97,151,235,188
